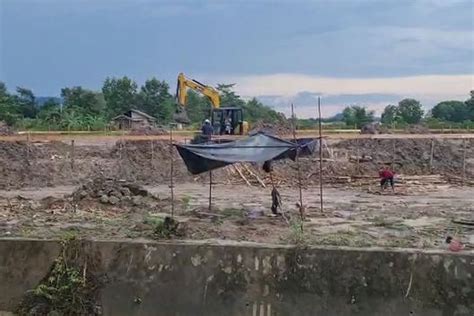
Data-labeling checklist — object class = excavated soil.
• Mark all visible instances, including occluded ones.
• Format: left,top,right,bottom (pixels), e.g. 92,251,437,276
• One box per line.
0,136,472,249
0,138,472,189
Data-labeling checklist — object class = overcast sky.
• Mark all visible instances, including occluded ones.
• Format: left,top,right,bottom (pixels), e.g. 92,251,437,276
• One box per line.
1,0,473,117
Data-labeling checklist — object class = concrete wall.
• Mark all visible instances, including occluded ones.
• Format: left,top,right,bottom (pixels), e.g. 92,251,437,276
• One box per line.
0,238,473,316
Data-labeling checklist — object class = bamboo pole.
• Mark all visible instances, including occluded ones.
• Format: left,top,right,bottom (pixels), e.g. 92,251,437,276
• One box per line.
25,132,30,166
291,103,304,223
150,139,154,164
391,139,396,170
70,139,75,170
208,133,213,211
429,139,434,173
169,124,175,217
318,97,324,213
462,138,467,186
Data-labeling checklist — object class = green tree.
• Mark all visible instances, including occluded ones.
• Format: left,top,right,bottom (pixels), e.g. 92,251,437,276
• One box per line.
431,100,468,122
216,83,245,107
102,76,138,117
37,98,62,127
381,104,398,125
185,90,211,123
138,78,173,123
0,82,20,125
61,87,105,115
15,87,37,118
397,98,424,124
242,98,282,124
342,105,374,128
465,90,474,120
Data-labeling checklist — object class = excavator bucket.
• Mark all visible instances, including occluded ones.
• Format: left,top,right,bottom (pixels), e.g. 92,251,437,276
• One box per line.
173,105,191,124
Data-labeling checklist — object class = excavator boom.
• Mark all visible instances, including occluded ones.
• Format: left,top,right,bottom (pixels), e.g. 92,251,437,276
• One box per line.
174,73,221,124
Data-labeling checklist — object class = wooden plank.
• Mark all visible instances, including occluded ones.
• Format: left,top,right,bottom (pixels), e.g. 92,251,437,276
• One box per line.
242,164,266,188
234,164,252,186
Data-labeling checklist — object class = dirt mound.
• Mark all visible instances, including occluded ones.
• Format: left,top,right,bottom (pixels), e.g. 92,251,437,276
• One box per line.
0,121,15,135
249,119,292,136
333,138,473,177
129,126,168,135
111,140,192,184
361,122,386,134
406,124,431,134
72,177,156,206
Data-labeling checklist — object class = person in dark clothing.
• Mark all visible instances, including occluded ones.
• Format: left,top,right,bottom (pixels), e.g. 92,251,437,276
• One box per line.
379,166,395,191
201,119,213,138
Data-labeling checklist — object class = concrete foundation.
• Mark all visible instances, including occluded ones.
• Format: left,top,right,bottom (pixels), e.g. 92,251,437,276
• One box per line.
0,238,473,316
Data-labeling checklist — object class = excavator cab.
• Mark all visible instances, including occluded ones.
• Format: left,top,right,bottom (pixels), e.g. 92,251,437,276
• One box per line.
174,72,249,135
211,107,248,135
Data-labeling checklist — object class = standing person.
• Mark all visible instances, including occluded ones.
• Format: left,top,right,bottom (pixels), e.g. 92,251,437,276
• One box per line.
224,116,232,134
379,165,395,192
201,119,213,141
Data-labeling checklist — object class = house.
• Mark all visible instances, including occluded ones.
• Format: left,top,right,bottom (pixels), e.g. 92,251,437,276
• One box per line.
111,109,156,130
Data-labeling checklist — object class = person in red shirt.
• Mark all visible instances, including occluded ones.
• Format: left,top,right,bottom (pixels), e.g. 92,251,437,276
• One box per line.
379,166,395,191
445,236,465,252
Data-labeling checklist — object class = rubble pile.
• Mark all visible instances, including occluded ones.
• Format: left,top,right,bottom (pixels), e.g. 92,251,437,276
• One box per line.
72,177,156,206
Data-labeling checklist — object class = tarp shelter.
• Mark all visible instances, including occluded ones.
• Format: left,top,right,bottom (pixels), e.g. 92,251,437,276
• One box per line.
175,132,317,175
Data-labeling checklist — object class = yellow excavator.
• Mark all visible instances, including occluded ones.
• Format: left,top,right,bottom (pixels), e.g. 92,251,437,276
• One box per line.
174,72,249,135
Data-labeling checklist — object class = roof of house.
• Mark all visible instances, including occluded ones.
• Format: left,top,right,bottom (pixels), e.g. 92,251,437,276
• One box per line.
111,109,156,122
127,109,156,121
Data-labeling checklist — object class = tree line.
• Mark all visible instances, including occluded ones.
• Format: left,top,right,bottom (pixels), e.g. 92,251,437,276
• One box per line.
341,92,474,129
2,78,473,131
0,77,283,130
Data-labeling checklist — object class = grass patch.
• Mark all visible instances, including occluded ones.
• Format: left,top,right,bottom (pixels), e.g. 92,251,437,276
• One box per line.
371,216,410,230
145,216,184,239
181,195,192,209
285,218,308,246
17,235,102,315
220,208,243,219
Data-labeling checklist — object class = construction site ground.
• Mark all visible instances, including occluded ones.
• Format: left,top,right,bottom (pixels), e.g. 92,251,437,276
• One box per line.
0,135,472,250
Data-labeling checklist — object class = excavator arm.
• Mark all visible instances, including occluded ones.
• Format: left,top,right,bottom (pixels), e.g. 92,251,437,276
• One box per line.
174,73,220,123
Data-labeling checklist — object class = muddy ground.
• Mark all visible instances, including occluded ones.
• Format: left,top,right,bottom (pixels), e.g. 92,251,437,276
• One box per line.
0,138,472,250
0,179,473,250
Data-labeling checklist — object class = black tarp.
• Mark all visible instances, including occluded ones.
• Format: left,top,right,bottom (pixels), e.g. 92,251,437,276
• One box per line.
175,132,317,174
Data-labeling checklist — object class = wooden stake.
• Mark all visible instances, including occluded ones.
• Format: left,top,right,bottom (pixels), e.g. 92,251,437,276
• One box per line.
356,139,360,174
208,131,213,212
462,138,467,186
429,139,434,174
169,125,175,217
391,139,396,170
25,133,30,166
70,139,75,170
291,103,305,223
208,170,213,211
317,97,324,213
150,140,154,166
